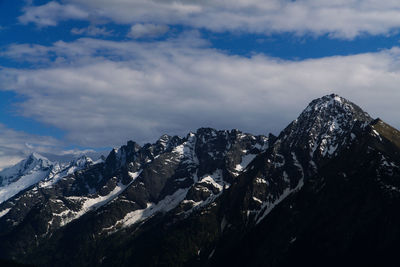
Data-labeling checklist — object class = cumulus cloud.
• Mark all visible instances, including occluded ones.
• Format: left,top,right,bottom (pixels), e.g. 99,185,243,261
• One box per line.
128,24,169,39
17,0,400,39
18,1,88,27
1,34,400,148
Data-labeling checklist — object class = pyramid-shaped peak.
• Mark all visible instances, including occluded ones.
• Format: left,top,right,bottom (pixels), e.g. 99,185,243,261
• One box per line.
25,152,53,168
277,94,374,161
327,93,346,104
309,93,349,108
26,152,53,167
301,94,372,123
0,152,53,182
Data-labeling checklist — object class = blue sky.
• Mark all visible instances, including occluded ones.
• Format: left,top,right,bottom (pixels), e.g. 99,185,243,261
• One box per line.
1,0,400,168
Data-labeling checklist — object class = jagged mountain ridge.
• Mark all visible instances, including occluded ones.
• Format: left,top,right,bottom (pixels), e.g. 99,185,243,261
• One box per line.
0,153,95,204
0,128,271,263
0,94,399,267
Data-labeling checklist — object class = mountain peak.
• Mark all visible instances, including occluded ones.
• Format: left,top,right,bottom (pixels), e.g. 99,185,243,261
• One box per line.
322,93,343,103
24,152,53,170
71,155,93,167
277,94,373,162
302,94,371,122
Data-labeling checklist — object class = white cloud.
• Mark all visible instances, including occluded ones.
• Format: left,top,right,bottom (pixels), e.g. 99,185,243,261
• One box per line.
128,24,169,39
2,34,400,148
18,1,88,27
71,25,113,37
18,0,400,39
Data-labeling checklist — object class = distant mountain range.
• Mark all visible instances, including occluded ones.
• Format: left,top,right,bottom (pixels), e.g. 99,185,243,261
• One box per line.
1,94,400,267
0,153,100,204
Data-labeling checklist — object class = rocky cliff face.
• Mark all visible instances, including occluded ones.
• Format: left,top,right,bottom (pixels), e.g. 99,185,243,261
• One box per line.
1,94,399,267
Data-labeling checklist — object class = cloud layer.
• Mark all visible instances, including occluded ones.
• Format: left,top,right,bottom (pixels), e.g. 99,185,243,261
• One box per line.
2,33,400,148
19,1,88,27
18,0,400,39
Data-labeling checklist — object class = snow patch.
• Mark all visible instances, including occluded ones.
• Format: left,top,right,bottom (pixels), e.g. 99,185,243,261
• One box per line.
255,177,267,184
174,135,199,166
235,154,257,172
333,95,343,103
182,170,229,216
0,208,11,218
252,196,262,203
291,152,304,179
372,129,383,141
198,169,226,191
254,153,304,225
0,170,49,204
173,144,184,155
39,156,93,188
57,171,141,227
208,249,215,259
256,177,304,224
119,187,189,228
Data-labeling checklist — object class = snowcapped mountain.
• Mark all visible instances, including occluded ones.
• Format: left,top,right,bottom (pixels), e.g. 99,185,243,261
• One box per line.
0,128,270,252
0,153,95,204
281,93,372,158
1,94,400,267
0,153,52,187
